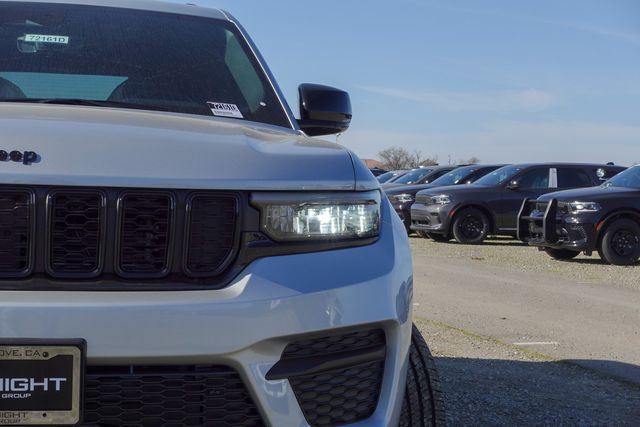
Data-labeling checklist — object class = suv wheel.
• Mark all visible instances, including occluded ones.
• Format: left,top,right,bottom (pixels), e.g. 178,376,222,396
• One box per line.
400,324,446,427
598,219,640,265
544,248,580,260
452,207,489,244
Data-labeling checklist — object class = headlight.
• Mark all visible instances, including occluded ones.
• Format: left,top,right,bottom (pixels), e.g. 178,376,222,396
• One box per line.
428,194,451,205
251,191,381,241
390,193,414,203
558,201,601,213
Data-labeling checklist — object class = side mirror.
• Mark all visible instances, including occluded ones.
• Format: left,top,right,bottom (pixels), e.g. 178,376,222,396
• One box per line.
506,180,520,190
298,83,352,136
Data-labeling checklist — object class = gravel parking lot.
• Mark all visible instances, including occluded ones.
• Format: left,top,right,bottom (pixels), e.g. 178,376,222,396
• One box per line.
411,236,640,290
411,236,640,426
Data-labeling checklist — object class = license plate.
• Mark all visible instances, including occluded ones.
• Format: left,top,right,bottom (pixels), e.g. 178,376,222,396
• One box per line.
0,340,85,425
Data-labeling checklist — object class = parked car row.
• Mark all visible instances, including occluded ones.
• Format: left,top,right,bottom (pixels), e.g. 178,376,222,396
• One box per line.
380,162,640,265
386,164,505,231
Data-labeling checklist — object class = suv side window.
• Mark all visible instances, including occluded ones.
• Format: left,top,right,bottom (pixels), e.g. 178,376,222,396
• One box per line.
557,168,594,188
517,168,550,189
422,169,449,184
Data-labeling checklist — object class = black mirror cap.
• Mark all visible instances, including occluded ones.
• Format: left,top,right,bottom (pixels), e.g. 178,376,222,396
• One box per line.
298,83,352,136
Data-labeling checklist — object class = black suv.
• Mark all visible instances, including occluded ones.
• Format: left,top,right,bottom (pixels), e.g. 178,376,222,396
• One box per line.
411,163,625,244
518,165,640,265
386,164,505,232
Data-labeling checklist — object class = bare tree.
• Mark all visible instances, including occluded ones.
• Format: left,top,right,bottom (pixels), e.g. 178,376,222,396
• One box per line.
460,156,480,164
378,147,414,170
378,147,440,170
420,157,439,167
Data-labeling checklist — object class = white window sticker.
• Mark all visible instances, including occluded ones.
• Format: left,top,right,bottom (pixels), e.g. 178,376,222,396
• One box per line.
207,102,244,119
24,34,69,44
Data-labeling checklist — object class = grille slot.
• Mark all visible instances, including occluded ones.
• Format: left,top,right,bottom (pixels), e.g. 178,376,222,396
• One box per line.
282,329,386,426
283,329,386,360
83,365,264,427
48,191,104,276
0,186,242,287
0,189,33,276
186,194,237,276
118,193,173,277
289,360,384,427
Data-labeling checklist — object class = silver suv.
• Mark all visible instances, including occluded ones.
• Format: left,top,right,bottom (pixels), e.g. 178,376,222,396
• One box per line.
0,1,444,425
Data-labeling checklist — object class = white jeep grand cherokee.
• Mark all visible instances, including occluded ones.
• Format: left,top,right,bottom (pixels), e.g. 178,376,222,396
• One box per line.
0,1,444,426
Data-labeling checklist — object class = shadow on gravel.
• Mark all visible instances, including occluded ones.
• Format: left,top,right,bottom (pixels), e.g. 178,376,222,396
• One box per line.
409,235,528,247
435,357,640,426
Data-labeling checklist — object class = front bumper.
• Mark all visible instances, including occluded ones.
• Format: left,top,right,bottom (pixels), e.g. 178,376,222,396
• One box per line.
391,200,412,231
0,201,413,426
517,198,598,253
409,202,453,234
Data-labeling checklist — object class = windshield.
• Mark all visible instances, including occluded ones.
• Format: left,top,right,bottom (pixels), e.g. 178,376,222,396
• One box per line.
0,2,291,127
474,165,523,186
603,166,640,189
392,168,434,185
429,166,477,186
377,171,396,183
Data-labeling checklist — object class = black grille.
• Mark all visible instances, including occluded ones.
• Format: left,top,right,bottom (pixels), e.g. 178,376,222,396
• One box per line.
289,360,384,427
283,329,386,426
49,191,104,275
0,186,241,286
118,193,173,276
283,329,386,359
0,189,32,276
83,365,264,427
186,195,237,276
535,202,549,213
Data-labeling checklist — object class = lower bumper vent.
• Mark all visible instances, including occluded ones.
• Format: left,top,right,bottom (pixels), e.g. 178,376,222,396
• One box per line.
268,328,386,427
83,365,264,427
290,360,384,426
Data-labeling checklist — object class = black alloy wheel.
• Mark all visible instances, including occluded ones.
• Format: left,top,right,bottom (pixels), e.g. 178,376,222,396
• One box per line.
452,207,489,244
598,218,640,265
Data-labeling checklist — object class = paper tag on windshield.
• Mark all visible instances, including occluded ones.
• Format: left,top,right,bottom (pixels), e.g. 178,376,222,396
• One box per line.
24,34,69,44
207,102,244,119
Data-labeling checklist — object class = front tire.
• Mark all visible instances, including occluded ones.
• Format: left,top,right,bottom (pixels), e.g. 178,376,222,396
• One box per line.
544,248,580,260
452,207,489,244
598,219,640,265
400,324,446,427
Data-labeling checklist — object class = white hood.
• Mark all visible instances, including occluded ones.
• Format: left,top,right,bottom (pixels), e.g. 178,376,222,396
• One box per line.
0,104,362,190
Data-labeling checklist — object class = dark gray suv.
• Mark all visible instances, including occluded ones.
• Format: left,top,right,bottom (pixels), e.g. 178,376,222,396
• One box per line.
411,163,625,244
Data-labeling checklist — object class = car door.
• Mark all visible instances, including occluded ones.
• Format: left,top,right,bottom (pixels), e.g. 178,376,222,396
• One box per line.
498,167,555,230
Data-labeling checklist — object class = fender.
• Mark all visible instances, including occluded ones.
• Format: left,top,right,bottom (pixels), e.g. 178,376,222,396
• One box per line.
596,208,640,233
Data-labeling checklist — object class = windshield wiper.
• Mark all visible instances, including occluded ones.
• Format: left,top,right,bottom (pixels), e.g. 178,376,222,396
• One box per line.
0,98,171,112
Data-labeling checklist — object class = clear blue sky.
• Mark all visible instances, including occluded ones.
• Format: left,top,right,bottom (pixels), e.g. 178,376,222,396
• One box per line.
189,0,639,165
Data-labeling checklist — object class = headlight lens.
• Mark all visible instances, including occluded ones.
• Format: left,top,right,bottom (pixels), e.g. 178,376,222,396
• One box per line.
428,194,451,205
252,191,381,241
390,193,414,203
558,201,601,213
